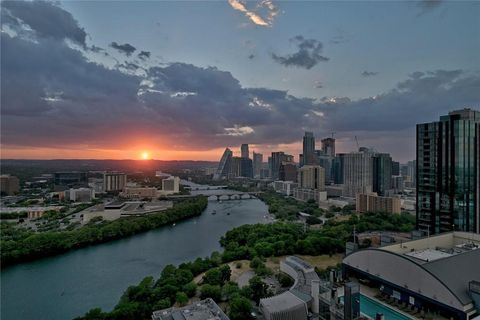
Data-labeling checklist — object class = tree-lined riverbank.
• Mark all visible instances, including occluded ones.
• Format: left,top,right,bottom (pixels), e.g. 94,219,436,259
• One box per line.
1,197,207,267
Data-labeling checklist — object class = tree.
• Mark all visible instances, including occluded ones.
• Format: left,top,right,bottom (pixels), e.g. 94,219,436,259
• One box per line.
203,268,223,286
200,284,222,301
152,298,171,310
219,265,231,284
248,276,270,303
249,257,263,269
229,296,253,320
182,282,197,298
175,292,188,306
221,282,240,301
276,273,294,287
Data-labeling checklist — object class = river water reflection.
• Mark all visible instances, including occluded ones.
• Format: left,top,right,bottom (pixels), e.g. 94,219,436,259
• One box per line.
1,182,269,320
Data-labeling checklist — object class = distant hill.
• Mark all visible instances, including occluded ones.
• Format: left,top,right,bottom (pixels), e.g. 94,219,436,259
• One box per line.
0,159,217,182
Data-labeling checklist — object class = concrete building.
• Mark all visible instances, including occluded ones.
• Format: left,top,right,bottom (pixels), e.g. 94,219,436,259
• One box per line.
64,188,95,202
356,193,401,214
103,172,127,192
342,151,374,198
297,165,325,191
0,175,20,196
260,256,320,320
120,187,157,199
343,232,480,320
325,185,344,197
279,161,297,182
88,178,105,193
162,176,180,193
417,108,480,235
273,180,298,196
253,151,263,178
293,188,327,203
152,298,229,320
241,143,249,159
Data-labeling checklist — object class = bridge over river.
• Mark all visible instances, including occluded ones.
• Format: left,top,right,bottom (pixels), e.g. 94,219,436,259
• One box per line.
168,190,263,201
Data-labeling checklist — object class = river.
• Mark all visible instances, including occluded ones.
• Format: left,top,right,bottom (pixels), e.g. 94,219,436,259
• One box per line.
1,183,270,320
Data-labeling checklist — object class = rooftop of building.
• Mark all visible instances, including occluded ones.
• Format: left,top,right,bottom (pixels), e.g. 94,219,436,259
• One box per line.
151,298,229,320
380,231,480,263
366,231,480,305
260,291,306,312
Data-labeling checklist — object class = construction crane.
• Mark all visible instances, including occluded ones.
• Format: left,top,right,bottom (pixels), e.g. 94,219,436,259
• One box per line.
354,136,360,150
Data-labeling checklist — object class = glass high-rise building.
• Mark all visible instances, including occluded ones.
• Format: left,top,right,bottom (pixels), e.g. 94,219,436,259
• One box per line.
213,148,232,181
241,144,249,159
416,108,480,234
302,132,316,166
372,153,393,196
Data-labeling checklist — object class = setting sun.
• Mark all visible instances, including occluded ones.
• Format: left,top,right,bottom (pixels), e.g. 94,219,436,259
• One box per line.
141,151,150,160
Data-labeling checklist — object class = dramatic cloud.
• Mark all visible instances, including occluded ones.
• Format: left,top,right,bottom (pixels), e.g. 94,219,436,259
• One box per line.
138,51,151,60
361,71,379,77
1,0,87,47
228,0,279,27
1,0,479,162
272,36,329,69
110,42,137,56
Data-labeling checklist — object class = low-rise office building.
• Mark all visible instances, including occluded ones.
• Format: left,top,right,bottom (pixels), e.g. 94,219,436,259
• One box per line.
152,298,229,320
260,256,320,320
293,188,327,203
64,188,95,202
273,180,298,196
343,232,480,320
356,193,401,214
120,187,158,199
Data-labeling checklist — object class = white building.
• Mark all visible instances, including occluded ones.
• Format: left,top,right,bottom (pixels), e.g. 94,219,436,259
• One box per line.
273,181,298,196
162,176,180,193
64,188,95,202
342,151,374,197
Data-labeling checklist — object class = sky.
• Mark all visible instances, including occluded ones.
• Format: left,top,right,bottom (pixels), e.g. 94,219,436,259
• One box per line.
1,0,479,162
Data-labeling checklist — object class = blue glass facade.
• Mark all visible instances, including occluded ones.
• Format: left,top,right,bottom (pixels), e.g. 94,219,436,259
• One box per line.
416,109,480,234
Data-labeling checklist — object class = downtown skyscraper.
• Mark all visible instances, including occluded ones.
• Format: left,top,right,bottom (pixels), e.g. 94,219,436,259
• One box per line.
302,132,316,166
416,109,480,234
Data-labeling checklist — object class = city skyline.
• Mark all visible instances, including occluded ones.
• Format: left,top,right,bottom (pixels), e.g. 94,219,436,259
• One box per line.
1,0,479,162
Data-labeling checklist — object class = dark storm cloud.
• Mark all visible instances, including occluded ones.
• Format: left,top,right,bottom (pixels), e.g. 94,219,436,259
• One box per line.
1,0,87,47
1,1,479,154
138,51,151,60
272,35,329,69
110,42,137,56
361,71,379,77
